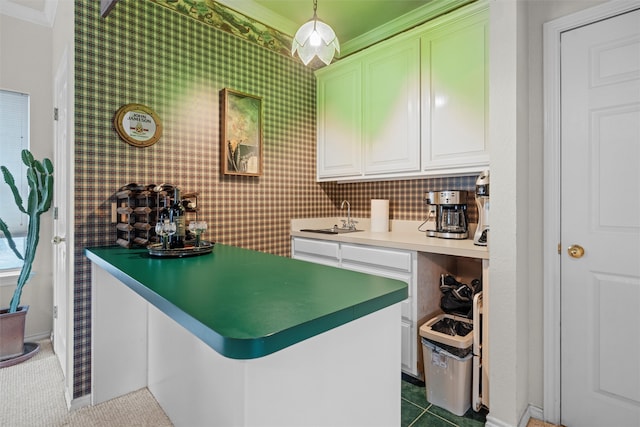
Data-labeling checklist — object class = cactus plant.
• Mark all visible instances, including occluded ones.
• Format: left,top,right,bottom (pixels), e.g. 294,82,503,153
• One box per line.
0,149,54,313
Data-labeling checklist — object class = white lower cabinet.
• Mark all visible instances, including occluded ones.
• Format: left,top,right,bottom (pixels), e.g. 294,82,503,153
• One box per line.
292,238,423,377
340,243,418,376
292,235,489,404
291,237,340,267
400,320,414,372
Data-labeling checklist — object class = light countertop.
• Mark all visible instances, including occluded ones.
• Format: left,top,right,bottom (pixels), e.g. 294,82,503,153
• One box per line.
291,218,489,260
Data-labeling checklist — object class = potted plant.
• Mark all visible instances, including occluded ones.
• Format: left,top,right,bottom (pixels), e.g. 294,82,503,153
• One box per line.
0,149,53,362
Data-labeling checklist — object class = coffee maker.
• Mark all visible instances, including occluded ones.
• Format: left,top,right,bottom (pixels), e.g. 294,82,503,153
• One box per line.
473,170,490,246
424,190,469,239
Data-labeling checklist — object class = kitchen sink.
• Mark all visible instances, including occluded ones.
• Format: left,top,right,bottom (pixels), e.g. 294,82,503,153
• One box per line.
300,228,364,234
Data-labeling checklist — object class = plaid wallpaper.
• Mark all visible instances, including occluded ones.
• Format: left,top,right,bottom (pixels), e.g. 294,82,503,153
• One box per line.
72,0,478,398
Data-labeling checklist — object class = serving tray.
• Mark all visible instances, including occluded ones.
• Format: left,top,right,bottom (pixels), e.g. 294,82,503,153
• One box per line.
147,241,214,257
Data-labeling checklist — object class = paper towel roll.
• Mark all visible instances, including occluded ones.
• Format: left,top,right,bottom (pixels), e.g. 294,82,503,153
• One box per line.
370,199,389,232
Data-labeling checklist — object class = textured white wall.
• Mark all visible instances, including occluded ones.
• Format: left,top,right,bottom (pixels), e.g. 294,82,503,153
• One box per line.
0,13,54,339
487,1,529,425
525,0,606,412
488,1,607,426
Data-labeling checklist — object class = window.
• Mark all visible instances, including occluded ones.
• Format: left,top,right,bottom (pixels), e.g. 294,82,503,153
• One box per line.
0,90,29,272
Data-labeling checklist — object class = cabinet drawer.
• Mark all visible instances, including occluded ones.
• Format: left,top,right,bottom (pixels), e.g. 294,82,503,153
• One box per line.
292,238,340,261
341,244,412,272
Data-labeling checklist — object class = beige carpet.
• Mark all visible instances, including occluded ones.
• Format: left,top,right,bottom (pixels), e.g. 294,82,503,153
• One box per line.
3,339,563,427
0,339,172,427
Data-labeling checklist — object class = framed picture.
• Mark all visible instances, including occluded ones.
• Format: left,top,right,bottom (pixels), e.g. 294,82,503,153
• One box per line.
221,88,263,176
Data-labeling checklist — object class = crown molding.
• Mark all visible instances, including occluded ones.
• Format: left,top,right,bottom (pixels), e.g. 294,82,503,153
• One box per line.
0,0,58,27
339,0,477,57
150,0,293,58
152,0,480,65
216,0,479,58
215,0,299,36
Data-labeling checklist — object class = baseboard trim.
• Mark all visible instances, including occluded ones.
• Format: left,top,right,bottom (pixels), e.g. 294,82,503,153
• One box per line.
485,404,542,427
26,331,52,342
486,415,515,427
517,404,543,427
67,393,91,411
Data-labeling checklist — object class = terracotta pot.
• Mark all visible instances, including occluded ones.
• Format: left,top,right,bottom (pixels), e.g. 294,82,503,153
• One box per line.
0,305,28,361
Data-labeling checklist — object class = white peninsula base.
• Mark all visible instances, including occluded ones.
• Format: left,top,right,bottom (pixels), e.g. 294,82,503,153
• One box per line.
91,265,402,427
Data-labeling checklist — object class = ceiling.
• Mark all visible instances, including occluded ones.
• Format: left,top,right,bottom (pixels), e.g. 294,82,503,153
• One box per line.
251,0,433,43
218,0,470,55
1,0,470,56
0,0,57,26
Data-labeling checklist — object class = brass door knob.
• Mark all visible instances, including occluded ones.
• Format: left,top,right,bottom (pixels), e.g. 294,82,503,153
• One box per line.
567,244,584,258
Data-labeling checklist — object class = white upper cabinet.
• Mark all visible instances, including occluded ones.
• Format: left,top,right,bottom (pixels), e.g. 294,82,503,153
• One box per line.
363,36,421,175
421,6,489,174
315,2,488,182
316,57,363,179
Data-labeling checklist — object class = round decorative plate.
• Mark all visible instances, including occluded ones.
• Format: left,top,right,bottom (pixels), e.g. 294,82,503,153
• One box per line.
114,103,163,147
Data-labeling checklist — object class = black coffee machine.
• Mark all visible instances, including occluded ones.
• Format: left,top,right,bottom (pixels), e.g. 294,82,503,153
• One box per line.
424,191,469,239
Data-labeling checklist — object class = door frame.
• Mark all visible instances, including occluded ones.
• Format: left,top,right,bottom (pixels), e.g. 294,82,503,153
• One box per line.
53,43,76,408
542,1,640,423
53,42,68,376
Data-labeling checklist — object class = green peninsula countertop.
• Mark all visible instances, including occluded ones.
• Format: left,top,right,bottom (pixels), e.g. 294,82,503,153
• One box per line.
85,244,407,360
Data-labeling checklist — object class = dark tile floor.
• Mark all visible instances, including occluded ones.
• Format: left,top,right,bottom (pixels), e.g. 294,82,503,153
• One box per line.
401,374,487,427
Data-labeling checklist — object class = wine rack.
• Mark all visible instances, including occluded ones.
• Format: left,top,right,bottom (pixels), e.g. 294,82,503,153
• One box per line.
114,183,199,248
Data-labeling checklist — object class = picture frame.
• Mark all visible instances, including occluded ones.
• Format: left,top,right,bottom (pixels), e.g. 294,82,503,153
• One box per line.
221,88,263,176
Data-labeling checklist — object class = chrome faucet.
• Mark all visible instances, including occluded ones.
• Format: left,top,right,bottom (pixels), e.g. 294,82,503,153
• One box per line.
340,200,356,230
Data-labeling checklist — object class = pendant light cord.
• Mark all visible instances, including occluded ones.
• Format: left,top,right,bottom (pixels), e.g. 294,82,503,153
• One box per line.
312,0,318,32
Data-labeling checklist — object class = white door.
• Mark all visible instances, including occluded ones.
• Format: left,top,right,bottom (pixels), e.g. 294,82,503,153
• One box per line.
52,49,70,378
561,8,640,427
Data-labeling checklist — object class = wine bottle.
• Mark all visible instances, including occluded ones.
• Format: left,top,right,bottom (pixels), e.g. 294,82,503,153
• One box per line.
169,188,186,248
158,196,170,223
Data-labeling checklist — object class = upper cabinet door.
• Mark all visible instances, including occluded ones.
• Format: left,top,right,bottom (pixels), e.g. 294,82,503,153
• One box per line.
316,58,363,179
421,8,489,174
363,36,421,175
315,2,488,182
